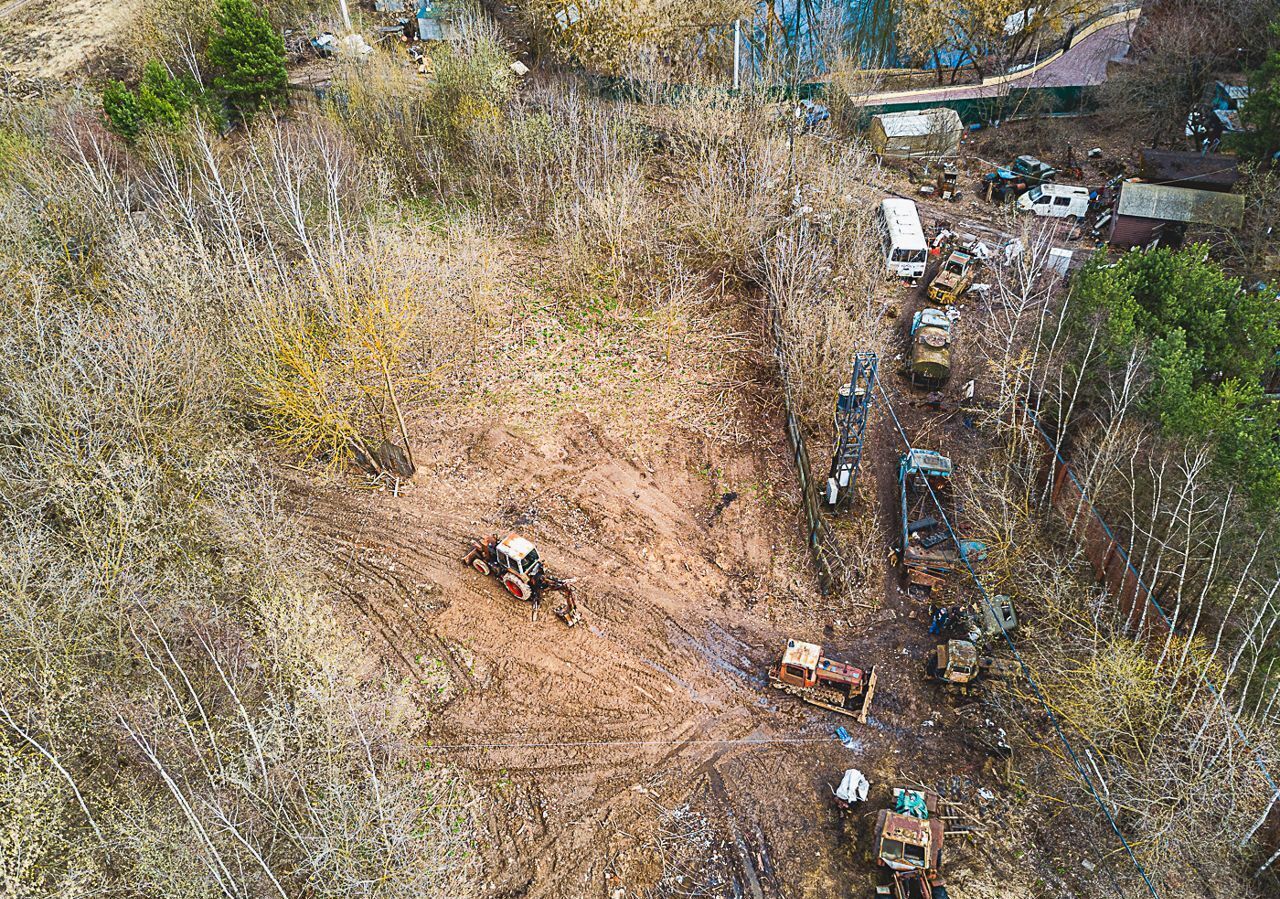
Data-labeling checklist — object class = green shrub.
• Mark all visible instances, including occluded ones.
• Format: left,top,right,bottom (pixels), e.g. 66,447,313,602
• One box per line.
102,61,201,141
102,80,146,141
207,0,288,122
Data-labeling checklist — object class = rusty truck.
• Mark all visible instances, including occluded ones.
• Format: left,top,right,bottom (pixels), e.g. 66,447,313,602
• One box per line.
873,787,949,899
897,449,986,596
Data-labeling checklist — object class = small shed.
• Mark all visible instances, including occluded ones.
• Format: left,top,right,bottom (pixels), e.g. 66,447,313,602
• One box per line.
1137,149,1241,193
867,108,963,161
417,2,459,40
1109,182,1245,249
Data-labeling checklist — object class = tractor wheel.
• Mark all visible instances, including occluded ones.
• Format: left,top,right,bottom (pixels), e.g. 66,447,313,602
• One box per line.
471,558,491,576
503,573,533,602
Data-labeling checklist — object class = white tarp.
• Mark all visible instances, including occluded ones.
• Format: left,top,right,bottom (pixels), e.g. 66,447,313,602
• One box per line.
836,769,870,805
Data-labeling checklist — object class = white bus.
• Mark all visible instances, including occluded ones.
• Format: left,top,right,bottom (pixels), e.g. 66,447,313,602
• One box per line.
877,198,928,281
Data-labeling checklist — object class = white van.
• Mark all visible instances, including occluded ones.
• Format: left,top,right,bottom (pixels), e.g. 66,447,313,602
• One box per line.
877,198,928,280
1017,183,1090,220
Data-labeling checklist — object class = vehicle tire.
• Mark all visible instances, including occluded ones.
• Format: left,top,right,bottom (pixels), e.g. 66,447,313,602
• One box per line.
471,557,491,576
503,573,532,602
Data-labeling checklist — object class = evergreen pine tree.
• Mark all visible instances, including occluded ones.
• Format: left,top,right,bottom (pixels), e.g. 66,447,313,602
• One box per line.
1241,24,1280,161
207,0,287,121
102,81,144,141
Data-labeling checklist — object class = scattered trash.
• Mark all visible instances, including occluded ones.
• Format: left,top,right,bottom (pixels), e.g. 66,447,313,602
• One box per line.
338,33,374,58
1087,147,1103,158
1047,247,1074,277
510,59,529,76
311,31,338,57
797,98,830,131
1002,238,1024,265
834,768,870,807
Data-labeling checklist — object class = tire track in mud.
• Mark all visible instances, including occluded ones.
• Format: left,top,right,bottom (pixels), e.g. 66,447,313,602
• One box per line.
278,441,809,897
290,486,742,758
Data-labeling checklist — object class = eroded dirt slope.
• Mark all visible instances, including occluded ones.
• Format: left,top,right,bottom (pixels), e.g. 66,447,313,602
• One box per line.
280,240,1018,897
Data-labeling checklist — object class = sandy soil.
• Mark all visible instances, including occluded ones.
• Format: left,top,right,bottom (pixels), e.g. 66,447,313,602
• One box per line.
273,223,1041,898
0,0,140,78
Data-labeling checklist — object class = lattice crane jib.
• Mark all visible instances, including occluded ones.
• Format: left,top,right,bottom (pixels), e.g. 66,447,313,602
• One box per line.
825,351,877,509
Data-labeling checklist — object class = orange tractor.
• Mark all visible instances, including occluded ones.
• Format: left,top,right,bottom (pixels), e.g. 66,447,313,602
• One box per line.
873,788,950,899
768,639,878,722
463,533,579,626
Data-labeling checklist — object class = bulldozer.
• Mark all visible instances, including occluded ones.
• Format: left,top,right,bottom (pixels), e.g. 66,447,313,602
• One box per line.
926,250,976,306
925,639,1019,693
768,639,878,722
463,533,579,626
873,788,949,899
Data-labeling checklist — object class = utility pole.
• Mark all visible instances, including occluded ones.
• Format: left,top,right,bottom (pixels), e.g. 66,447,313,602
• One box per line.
733,19,741,91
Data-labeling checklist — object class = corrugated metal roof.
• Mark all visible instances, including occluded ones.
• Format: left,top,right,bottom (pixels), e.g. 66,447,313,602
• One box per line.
1138,149,1240,192
1116,183,1244,228
872,108,962,138
1217,82,1251,103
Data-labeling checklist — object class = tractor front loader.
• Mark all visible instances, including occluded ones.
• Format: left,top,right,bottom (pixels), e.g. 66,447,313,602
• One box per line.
463,533,580,626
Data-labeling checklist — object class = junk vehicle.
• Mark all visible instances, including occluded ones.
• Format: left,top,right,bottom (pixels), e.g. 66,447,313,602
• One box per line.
877,199,928,281
1011,154,1057,185
966,595,1016,643
1017,183,1089,220
908,309,952,386
768,639,878,723
463,533,580,626
936,163,959,201
897,450,986,595
980,168,1029,203
874,787,949,899
926,639,1020,694
926,250,976,305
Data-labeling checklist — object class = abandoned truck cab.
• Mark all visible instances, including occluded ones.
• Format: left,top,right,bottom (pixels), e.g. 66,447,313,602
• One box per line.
929,639,978,684
874,788,948,899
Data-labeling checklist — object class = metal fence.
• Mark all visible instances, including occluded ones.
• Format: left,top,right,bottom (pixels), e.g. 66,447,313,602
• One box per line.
1036,435,1168,635
768,288,836,595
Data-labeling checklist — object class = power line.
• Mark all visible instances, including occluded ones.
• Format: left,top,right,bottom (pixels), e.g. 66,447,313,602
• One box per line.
421,735,839,752
876,378,1163,899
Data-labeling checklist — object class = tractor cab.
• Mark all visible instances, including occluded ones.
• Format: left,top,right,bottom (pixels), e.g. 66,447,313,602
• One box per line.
927,251,975,305
775,639,822,688
936,639,978,684
496,535,542,580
